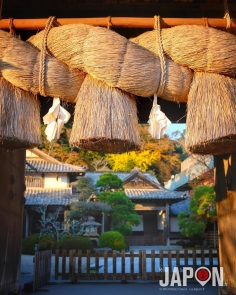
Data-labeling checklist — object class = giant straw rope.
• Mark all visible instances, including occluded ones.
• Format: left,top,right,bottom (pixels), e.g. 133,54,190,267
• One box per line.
1,16,236,154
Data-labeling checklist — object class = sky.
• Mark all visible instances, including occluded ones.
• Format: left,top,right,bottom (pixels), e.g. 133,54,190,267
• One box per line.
166,123,186,138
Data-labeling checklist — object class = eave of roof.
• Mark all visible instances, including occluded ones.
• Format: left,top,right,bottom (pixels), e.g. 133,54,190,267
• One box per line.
26,148,86,173
125,189,188,200
25,159,86,173
25,187,188,206
24,188,77,205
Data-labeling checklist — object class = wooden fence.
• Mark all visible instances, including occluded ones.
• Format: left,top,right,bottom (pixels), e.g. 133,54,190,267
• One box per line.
54,249,218,281
33,250,52,291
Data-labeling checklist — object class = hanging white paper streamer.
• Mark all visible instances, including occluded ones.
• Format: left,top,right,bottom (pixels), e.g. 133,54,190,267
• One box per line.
43,98,71,142
147,94,171,139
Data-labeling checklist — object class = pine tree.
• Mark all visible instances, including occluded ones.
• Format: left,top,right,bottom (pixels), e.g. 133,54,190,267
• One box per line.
96,173,140,235
178,185,216,239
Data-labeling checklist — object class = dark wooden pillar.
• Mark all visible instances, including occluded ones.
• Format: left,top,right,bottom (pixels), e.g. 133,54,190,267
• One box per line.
0,149,26,294
215,154,236,294
165,203,170,246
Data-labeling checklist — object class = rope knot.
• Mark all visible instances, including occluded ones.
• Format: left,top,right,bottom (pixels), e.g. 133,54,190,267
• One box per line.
39,16,60,97
107,16,112,30
223,0,231,29
154,15,166,98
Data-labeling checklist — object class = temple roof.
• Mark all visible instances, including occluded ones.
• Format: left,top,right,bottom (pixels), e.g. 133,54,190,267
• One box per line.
26,148,86,173
125,189,187,200
85,168,161,186
25,188,76,205
26,160,86,173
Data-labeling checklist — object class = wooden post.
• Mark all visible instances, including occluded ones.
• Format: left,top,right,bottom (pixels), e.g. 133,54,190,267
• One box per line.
139,250,143,280
214,154,236,294
175,250,180,269
33,250,52,291
24,207,29,237
130,250,134,280
95,250,99,281
165,203,170,246
151,250,155,280
0,149,26,294
113,250,117,281
159,250,164,279
104,250,108,281
121,250,126,282
77,250,82,280
54,249,59,280
192,249,196,272
142,250,146,281
86,250,91,280
61,250,66,280
69,249,76,281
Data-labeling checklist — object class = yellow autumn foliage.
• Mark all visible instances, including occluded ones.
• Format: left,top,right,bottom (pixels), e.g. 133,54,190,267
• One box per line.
106,149,161,172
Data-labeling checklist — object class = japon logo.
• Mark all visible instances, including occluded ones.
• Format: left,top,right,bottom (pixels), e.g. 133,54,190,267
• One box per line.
159,266,224,287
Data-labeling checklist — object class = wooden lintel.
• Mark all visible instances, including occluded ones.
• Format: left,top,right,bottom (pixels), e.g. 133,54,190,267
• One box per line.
135,205,166,211
0,17,235,30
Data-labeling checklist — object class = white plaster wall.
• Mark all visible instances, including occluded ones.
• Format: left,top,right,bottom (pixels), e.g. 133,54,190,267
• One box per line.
170,217,180,232
26,150,39,159
132,215,144,231
44,173,69,188
181,155,213,172
164,155,214,190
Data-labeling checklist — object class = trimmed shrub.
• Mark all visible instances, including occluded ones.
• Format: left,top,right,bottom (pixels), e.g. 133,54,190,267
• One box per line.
57,235,94,253
22,233,41,255
39,235,57,252
99,231,127,251
113,224,132,236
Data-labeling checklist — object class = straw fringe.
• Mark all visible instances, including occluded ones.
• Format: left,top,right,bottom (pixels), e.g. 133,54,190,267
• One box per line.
131,25,236,76
186,72,236,155
0,77,41,149
70,75,141,153
28,23,192,102
0,29,85,102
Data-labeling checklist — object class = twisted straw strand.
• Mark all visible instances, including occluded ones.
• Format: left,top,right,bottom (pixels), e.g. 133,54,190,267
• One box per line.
154,15,166,98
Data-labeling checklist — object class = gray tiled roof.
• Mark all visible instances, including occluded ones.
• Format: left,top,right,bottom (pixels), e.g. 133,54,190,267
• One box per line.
25,188,78,205
170,198,191,215
85,171,161,185
26,160,86,173
25,187,187,205
125,189,187,200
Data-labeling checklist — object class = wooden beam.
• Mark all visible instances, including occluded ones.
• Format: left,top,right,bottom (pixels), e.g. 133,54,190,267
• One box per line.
215,154,236,294
135,204,166,211
0,17,235,30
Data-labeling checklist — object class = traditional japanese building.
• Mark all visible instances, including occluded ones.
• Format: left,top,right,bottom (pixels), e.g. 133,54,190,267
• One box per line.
24,149,188,246
24,148,86,236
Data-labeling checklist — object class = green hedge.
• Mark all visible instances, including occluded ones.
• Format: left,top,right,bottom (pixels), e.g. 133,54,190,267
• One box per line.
22,233,41,255
99,231,128,251
57,235,94,253
39,235,57,252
